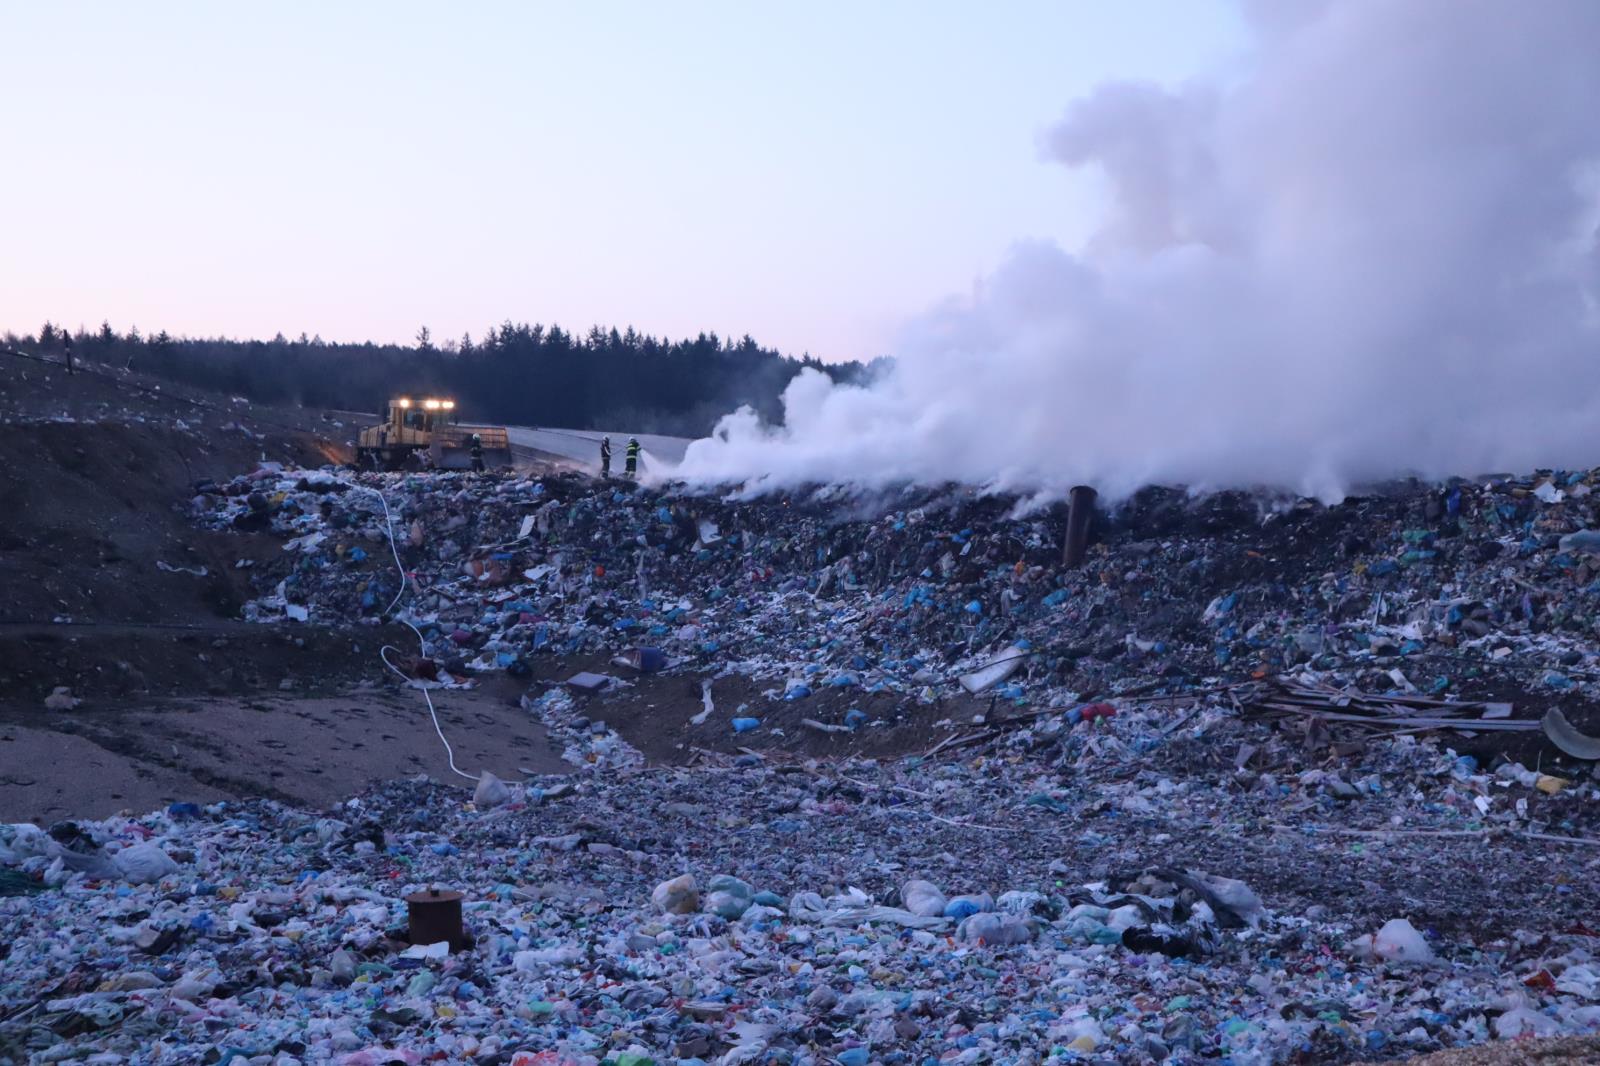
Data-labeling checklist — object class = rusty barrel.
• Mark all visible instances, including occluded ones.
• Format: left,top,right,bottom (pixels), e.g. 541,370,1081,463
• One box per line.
405,886,466,951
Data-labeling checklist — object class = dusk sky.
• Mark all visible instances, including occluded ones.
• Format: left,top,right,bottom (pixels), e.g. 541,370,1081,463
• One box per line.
2,1,1242,361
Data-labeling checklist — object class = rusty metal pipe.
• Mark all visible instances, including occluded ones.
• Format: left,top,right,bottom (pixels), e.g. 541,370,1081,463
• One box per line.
1063,485,1097,568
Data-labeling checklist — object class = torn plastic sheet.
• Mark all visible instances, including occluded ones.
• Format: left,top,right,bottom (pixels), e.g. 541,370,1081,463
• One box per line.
1543,707,1600,760
788,888,950,930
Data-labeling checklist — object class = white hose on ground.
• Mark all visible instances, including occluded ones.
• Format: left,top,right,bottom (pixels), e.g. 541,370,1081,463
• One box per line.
363,481,410,618
353,478,478,782
378,642,476,782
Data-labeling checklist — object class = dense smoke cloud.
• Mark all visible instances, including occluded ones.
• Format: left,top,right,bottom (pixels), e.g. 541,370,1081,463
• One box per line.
678,0,1600,502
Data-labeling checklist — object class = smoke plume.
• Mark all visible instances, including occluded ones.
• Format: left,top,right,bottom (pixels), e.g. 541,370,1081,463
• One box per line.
678,0,1600,502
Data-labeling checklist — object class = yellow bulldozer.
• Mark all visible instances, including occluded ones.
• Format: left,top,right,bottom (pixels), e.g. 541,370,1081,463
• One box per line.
355,397,512,471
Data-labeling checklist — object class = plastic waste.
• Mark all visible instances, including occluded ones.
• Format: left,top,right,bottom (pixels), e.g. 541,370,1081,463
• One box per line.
959,644,1027,694
690,680,714,725
1175,869,1264,928
43,686,80,711
652,873,699,915
1494,1006,1561,1039
789,889,948,929
473,770,513,809
943,892,994,920
703,874,754,919
900,879,946,917
1543,707,1600,759
113,843,179,885
1351,918,1439,966
956,912,1035,945
1559,529,1600,554
619,646,667,672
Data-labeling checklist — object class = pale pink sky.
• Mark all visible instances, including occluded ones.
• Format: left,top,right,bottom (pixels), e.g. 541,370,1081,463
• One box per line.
2,1,1241,361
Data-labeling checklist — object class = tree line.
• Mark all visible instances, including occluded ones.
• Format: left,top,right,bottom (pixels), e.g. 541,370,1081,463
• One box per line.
6,320,883,436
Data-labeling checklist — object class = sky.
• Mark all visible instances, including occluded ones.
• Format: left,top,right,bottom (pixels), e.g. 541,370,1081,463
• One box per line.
0,1,1243,361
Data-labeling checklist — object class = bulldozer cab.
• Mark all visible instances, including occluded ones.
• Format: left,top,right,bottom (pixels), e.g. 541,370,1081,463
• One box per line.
388,399,459,434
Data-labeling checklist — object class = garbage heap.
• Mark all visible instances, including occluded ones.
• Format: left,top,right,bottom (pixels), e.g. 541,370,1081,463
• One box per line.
7,709,1600,1065
187,465,1600,708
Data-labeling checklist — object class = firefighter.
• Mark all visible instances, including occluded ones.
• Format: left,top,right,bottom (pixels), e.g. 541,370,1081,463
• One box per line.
600,436,612,478
625,436,640,478
469,433,485,473
62,331,74,375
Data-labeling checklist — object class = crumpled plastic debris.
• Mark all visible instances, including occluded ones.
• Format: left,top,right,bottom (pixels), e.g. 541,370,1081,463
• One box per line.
900,878,945,917
112,843,180,886
473,770,513,809
651,873,699,914
1351,917,1440,966
43,686,80,711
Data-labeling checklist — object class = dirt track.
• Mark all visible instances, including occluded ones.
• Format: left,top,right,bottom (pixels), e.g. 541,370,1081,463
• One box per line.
0,689,564,821
1395,1035,1600,1064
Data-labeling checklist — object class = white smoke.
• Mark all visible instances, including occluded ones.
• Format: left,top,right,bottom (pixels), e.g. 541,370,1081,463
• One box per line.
678,0,1600,503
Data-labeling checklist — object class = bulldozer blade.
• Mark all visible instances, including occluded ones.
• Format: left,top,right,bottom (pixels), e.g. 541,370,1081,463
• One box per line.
432,445,512,471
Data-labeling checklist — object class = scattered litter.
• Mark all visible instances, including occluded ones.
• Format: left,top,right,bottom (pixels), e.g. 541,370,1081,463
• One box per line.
1544,707,1600,760
651,873,699,914
472,770,513,809
564,672,611,693
960,643,1028,694
690,679,715,726
614,646,666,673
1351,917,1440,967
43,686,80,711
111,843,179,885
800,718,850,735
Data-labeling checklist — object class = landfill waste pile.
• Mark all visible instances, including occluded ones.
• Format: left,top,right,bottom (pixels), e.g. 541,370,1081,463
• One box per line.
184,464,1600,724
6,705,1600,1066
13,686,1600,1066
11,464,1600,1061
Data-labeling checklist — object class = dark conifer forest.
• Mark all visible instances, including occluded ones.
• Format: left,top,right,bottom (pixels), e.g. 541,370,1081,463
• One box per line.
9,320,882,436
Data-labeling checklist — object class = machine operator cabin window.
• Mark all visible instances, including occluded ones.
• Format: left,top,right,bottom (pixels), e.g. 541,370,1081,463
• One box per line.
391,399,458,432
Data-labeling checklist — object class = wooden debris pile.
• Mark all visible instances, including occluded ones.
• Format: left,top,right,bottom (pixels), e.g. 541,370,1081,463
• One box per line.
1246,681,1537,737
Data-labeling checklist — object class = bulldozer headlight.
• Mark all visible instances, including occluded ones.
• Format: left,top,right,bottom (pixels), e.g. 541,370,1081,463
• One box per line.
423,399,440,410
397,398,412,408
442,401,455,410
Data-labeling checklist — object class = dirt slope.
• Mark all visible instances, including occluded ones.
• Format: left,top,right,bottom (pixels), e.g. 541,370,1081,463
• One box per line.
0,351,361,706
